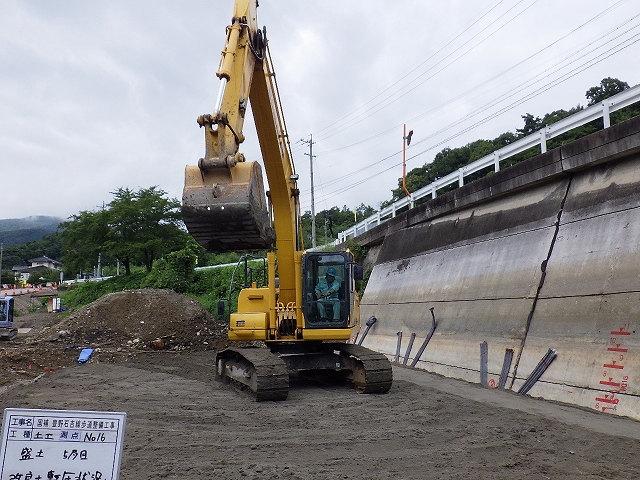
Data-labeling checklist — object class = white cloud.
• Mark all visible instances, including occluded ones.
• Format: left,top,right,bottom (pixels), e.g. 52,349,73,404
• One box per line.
1,0,638,219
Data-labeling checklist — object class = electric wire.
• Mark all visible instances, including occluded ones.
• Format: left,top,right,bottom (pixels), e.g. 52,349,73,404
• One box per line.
314,0,541,142
305,14,640,192
300,32,640,210
314,0,631,158
282,1,639,210
312,0,508,138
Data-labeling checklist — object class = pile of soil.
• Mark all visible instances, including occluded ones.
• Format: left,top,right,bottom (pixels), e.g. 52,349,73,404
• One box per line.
0,289,229,387
46,289,228,351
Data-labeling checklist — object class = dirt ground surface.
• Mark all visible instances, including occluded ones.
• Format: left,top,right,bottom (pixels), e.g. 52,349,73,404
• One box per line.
2,289,640,479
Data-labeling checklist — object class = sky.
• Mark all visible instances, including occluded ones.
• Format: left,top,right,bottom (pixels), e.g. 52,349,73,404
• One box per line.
1,0,639,221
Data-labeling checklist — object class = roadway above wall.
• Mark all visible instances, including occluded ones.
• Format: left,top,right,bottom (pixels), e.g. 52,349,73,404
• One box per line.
355,115,640,258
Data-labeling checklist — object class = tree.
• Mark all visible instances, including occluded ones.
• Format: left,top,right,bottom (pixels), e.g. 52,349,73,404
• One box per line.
586,77,629,106
28,267,60,286
2,232,63,270
59,209,109,276
141,243,199,293
383,77,637,207
300,203,376,245
586,77,640,124
59,186,189,276
104,187,187,274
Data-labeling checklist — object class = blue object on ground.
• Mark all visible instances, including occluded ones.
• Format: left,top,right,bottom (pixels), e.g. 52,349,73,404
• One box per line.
78,348,94,364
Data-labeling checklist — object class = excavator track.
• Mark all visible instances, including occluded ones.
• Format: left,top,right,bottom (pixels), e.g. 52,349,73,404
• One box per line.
215,346,289,401
0,327,17,341
330,343,393,394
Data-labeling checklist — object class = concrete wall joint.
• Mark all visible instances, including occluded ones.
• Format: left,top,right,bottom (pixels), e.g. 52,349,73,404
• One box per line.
510,174,574,388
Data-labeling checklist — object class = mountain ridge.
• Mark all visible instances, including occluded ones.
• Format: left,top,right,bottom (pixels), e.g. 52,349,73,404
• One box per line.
0,216,63,246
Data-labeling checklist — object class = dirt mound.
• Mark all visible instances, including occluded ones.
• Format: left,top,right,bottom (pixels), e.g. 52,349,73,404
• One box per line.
0,289,230,387
52,289,228,351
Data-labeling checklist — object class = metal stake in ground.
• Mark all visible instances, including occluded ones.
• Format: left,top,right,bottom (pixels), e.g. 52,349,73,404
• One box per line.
518,348,558,395
357,316,377,346
395,331,403,363
480,341,489,387
498,348,514,389
403,333,416,365
410,307,437,368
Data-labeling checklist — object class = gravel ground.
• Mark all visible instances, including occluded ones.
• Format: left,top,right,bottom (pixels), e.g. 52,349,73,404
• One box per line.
2,290,640,479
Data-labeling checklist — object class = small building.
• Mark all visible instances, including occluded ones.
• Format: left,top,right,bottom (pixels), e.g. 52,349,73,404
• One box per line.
28,256,63,271
12,256,63,283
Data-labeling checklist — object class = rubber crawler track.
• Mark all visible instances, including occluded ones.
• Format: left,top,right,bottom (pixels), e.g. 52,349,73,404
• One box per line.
216,347,289,401
331,343,393,394
216,343,393,401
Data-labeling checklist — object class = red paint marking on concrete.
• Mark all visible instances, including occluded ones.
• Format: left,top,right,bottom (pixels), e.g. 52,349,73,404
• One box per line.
599,380,620,387
595,395,619,405
607,346,628,352
603,363,624,369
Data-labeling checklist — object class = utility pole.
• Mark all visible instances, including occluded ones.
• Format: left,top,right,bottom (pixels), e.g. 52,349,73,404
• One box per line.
0,243,3,287
301,134,317,247
324,215,328,245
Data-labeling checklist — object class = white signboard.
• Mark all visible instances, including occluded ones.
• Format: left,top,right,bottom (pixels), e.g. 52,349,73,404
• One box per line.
0,409,126,480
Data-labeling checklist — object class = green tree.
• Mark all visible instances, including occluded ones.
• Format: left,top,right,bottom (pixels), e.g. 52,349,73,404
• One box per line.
2,232,63,270
104,187,187,274
585,78,640,124
59,209,109,276
301,204,375,245
59,186,189,276
586,77,629,106
384,77,637,207
28,267,61,286
142,245,198,293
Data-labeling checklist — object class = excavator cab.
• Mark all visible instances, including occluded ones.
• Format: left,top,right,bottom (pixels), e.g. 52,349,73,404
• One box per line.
302,251,360,329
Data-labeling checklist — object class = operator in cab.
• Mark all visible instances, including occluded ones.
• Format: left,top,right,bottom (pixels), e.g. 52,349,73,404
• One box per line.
315,267,341,321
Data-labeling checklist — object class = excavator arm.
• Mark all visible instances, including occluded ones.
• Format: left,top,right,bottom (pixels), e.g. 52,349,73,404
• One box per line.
182,0,296,254
183,0,302,306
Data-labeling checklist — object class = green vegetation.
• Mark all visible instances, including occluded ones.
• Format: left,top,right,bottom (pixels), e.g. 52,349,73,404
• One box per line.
300,78,639,238
301,204,376,247
0,216,62,246
58,251,264,320
2,232,63,273
3,77,637,313
59,186,191,276
384,78,640,206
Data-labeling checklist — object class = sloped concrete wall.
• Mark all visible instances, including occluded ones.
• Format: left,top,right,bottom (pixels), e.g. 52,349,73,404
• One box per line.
359,116,640,419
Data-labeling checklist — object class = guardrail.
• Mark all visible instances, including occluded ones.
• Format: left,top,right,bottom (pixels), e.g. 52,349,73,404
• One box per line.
337,84,640,243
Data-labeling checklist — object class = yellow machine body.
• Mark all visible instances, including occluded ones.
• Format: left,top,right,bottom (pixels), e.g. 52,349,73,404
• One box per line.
182,1,361,344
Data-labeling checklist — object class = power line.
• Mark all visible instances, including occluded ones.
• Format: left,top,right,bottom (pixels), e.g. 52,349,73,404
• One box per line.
312,0,509,138
301,33,640,210
313,0,631,159
307,12,640,189
314,0,540,142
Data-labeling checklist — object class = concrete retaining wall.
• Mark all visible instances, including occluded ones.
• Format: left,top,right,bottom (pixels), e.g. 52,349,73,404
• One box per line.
359,116,640,419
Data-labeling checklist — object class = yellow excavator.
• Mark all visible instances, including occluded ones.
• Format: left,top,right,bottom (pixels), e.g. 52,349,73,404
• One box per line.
182,0,392,400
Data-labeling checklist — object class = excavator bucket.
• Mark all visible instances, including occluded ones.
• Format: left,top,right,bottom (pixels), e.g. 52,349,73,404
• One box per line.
182,160,275,252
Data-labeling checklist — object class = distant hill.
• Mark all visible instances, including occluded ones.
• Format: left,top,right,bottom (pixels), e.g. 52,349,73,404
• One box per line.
0,216,63,246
